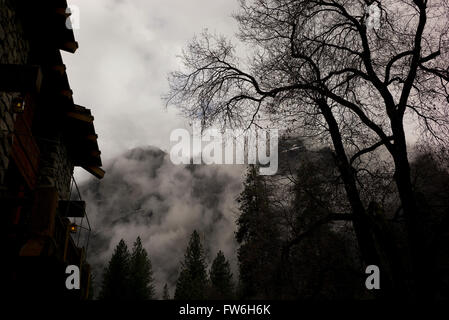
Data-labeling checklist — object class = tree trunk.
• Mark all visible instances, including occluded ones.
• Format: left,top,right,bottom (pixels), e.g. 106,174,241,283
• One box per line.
390,118,427,300
319,99,407,298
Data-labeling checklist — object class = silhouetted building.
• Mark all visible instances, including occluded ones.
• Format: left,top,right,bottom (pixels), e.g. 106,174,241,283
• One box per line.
1,0,104,299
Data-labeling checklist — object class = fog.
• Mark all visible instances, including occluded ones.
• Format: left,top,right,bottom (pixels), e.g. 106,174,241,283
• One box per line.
80,146,245,298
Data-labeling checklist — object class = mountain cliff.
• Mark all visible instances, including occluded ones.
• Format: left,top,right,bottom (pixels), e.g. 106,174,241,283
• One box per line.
80,146,244,297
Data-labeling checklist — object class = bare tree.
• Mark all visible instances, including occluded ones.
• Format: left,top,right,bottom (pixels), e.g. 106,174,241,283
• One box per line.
166,0,449,299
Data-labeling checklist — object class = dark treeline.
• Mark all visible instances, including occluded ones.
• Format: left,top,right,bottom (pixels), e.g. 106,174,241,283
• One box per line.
97,140,449,300
235,140,449,300
99,237,155,300
98,231,235,300
174,231,234,300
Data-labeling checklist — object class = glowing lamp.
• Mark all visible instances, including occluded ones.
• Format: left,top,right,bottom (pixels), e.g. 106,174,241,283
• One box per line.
69,223,78,233
12,97,25,113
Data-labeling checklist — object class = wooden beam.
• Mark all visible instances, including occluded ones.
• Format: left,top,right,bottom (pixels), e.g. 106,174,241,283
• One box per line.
91,150,101,158
60,89,73,98
61,41,79,53
73,153,102,168
52,64,66,75
73,105,92,115
55,8,71,18
82,166,105,179
66,111,94,123
86,134,98,141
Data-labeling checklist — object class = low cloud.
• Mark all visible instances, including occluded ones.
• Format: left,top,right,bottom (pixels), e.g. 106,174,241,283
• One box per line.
80,146,244,298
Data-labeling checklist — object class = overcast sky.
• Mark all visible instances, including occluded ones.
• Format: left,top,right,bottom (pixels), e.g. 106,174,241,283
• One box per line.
63,0,240,182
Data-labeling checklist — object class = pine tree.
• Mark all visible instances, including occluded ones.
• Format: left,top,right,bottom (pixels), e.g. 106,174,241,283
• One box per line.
174,230,208,300
236,165,282,299
209,251,234,299
99,239,131,300
162,283,170,300
129,236,155,300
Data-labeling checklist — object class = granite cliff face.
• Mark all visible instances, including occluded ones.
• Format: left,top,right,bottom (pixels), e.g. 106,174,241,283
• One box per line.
80,146,244,297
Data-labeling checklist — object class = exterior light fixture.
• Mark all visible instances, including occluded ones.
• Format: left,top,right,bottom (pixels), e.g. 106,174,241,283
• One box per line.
12,96,25,113
69,223,78,233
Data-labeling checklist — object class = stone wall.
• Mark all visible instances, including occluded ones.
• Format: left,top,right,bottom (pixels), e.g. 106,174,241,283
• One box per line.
36,133,74,201
0,0,74,200
0,0,30,187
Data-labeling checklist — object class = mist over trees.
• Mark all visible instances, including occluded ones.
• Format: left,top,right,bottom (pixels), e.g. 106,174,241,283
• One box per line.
166,0,449,300
129,237,156,299
90,0,449,301
81,147,243,299
99,237,155,300
173,231,235,300
163,284,171,300
99,239,131,300
95,146,449,300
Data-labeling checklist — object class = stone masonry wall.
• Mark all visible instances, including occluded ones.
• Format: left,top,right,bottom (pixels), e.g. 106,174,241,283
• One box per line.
36,133,74,201
0,0,30,187
0,0,74,200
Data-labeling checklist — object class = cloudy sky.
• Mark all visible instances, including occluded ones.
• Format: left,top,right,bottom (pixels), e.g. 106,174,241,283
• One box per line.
63,0,240,182
61,0,246,297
